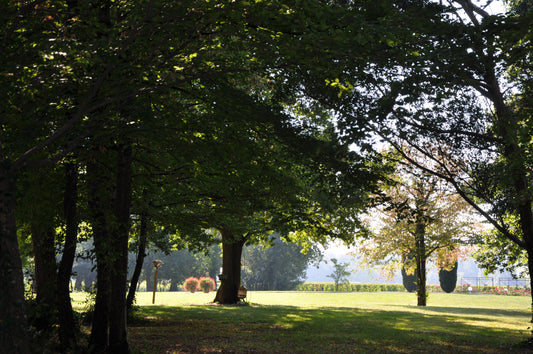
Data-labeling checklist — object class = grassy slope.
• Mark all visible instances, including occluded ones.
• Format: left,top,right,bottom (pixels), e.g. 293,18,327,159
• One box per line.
72,291,532,353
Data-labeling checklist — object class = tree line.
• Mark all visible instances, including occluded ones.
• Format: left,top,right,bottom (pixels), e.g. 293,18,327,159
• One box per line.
1,0,532,352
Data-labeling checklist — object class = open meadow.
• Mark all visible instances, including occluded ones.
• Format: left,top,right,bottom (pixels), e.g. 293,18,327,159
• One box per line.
72,291,533,353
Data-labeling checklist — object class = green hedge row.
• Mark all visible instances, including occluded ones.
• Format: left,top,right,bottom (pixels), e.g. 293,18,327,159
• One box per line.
296,282,531,295
296,282,407,292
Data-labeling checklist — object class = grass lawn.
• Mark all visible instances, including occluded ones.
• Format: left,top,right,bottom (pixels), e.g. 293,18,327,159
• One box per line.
72,291,533,353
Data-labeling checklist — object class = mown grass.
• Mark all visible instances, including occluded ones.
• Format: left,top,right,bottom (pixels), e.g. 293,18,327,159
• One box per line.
71,291,533,353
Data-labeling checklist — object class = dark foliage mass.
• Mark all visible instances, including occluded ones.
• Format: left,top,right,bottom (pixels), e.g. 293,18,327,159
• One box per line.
439,262,458,294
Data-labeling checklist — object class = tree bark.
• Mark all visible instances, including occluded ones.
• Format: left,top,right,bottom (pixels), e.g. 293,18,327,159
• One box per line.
57,162,79,350
0,163,30,353
108,143,132,354
31,223,57,328
415,222,427,307
214,229,245,304
88,144,132,353
87,156,112,353
127,209,148,311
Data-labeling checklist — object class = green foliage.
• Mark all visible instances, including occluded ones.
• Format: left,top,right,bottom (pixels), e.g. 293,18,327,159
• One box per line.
473,224,529,277
327,258,352,291
241,233,320,290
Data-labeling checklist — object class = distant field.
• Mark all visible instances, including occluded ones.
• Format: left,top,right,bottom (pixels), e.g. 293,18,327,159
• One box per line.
71,291,533,353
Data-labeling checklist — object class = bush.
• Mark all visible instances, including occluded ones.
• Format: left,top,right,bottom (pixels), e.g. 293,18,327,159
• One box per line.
439,262,458,293
455,284,531,296
198,277,216,293
183,277,199,293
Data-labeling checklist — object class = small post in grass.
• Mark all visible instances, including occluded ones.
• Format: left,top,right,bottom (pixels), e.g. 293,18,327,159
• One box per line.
152,260,163,304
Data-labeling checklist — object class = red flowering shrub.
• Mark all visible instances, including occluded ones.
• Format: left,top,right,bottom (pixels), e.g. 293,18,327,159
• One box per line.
199,277,216,293
183,277,199,293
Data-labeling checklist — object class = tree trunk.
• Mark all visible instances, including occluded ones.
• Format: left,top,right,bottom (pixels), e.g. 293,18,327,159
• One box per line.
528,254,533,327
108,143,132,354
144,260,154,292
88,144,132,353
0,163,30,353
57,163,79,350
87,156,112,353
31,223,58,328
127,209,148,311
214,230,245,304
415,222,427,307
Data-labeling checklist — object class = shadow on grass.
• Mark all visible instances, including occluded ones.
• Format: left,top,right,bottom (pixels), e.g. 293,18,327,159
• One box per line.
128,303,532,353
386,304,530,319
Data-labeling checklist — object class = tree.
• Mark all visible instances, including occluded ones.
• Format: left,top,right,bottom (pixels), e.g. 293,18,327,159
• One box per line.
291,0,533,317
3,0,323,350
241,233,321,290
338,0,533,316
357,152,474,305
327,258,352,291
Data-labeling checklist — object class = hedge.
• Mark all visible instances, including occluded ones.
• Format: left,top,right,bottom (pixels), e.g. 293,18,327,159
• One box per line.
296,282,531,295
296,282,407,292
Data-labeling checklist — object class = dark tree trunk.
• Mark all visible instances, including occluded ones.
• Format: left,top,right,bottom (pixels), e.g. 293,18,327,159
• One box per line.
169,280,178,292
87,156,112,353
108,143,132,354
214,230,244,304
88,143,132,353
126,207,148,311
415,223,426,307
0,163,30,353
31,223,58,328
528,254,533,326
57,163,79,350
144,261,154,292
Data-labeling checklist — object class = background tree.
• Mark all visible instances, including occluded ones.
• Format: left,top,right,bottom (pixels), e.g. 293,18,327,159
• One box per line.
241,233,321,291
357,152,475,305
327,258,352,291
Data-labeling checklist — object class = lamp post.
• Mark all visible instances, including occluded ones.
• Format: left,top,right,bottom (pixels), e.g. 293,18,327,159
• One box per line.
152,260,163,304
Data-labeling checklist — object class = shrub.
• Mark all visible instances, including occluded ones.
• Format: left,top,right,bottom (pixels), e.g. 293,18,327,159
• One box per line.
198,277,216,293
439,262,458,293
183,277,199,293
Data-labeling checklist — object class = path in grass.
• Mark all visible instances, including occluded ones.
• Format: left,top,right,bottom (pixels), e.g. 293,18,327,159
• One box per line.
73,291,532,353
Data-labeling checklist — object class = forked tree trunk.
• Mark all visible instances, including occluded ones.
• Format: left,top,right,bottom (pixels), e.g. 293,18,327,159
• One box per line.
57,163,79,350
88,144,132,353
214,230,245,304
0,163,30,353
